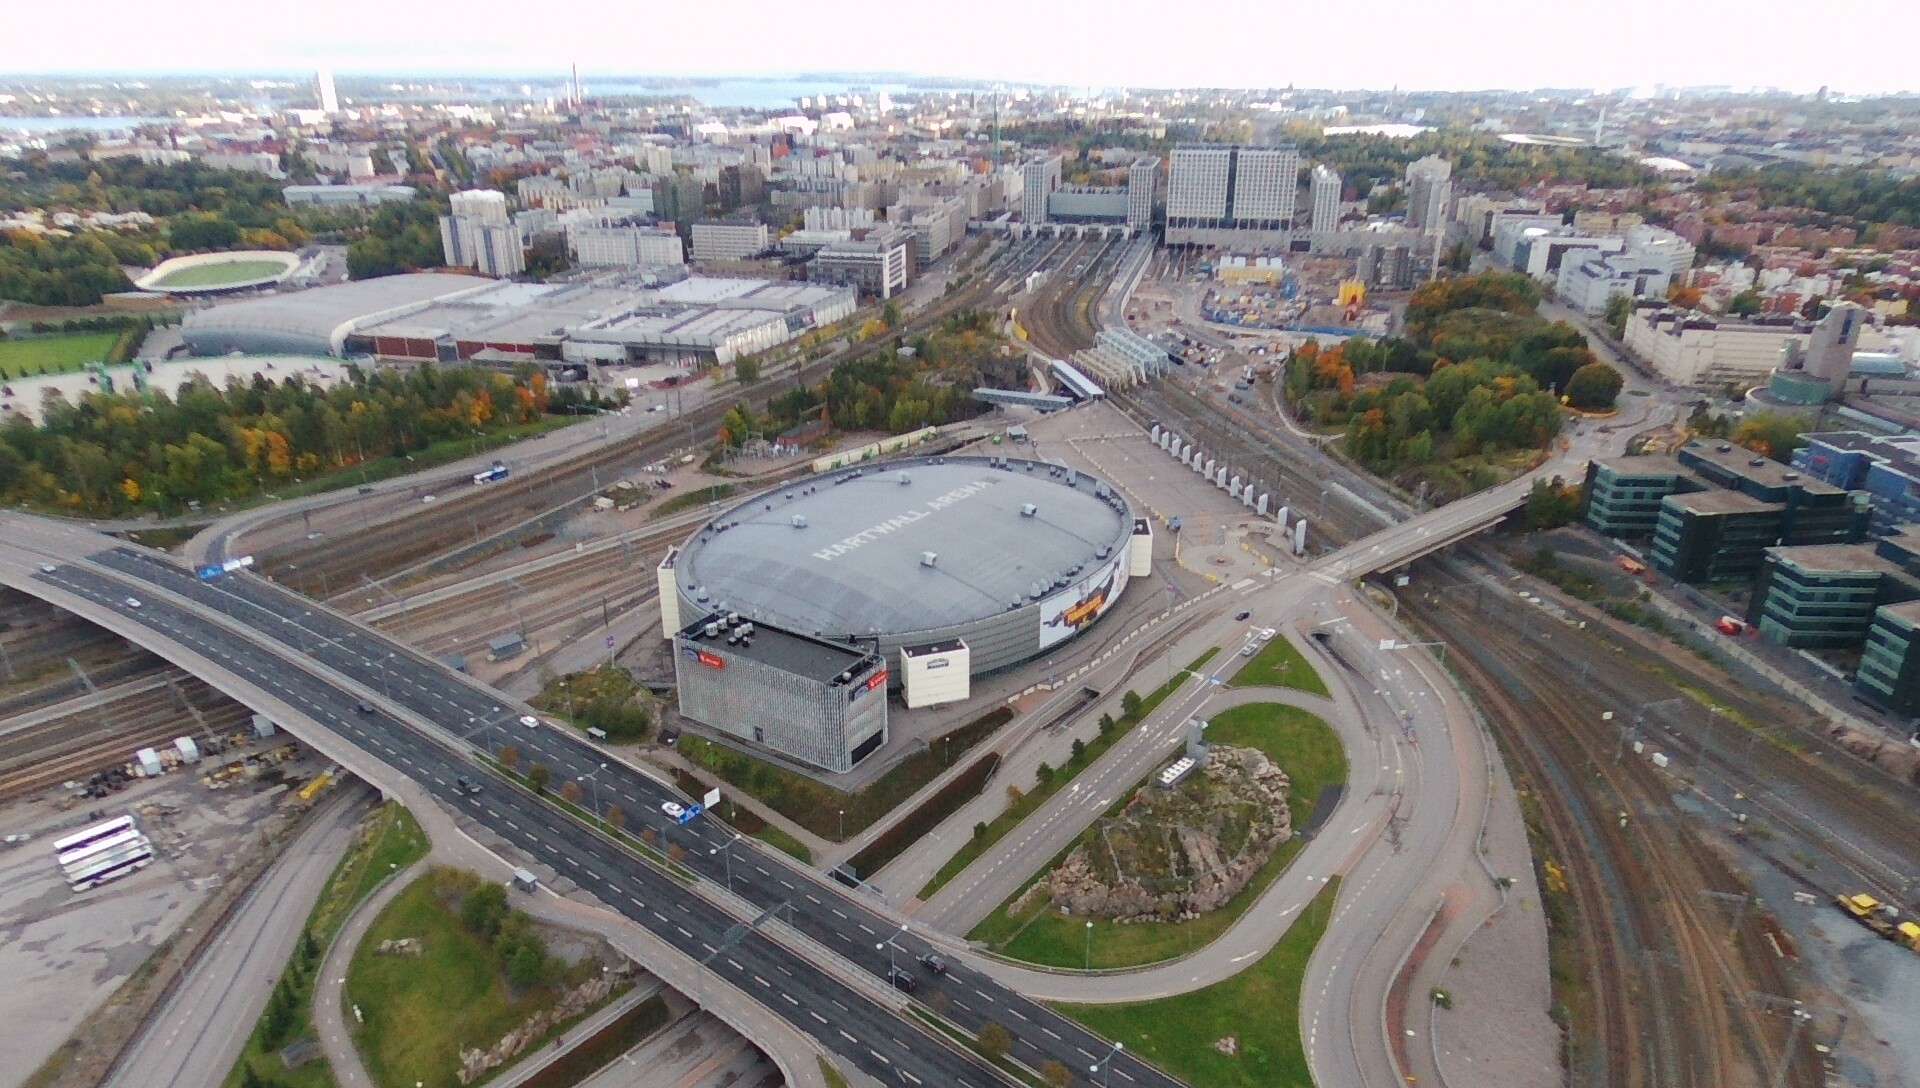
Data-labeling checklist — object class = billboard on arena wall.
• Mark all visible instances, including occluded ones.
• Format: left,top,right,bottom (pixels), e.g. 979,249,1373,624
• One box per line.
1038,552,1128,650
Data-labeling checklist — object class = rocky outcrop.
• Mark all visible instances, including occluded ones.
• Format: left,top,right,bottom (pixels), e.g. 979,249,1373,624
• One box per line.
1013,746,1292,923
456,965,634,1084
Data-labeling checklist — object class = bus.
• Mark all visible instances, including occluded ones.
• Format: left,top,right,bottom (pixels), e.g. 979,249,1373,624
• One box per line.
472,462,510,485
58,825,146,871
66,837,155,892
53,816,135,863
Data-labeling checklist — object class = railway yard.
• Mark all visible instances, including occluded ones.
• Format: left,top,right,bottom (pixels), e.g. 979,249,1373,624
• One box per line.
4,227,1920,1088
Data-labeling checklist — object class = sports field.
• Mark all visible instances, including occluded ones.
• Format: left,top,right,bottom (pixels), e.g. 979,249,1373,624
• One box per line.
0,331,121,377
149,259,290,288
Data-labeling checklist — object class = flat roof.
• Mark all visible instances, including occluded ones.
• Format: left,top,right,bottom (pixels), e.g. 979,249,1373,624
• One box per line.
677,456,1133,637
1666,490,1781,516
183,273,488,347
1766,543,1909,575
1593,454,1689,476
902,639,966,656
1681,440,1844,495
680,618,870,683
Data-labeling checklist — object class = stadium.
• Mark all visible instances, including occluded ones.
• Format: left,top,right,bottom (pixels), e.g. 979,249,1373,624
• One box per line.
666,455,1144,694
133,250,303,296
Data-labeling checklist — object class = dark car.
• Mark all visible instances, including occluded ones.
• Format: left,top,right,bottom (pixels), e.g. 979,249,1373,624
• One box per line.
1235,610,1251,621
887,967,918,992
455,775,481,795
355,700,375,714
917,953,949,976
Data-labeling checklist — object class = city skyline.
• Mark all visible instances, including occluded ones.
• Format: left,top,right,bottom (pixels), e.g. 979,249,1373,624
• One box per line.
6,0,1916,97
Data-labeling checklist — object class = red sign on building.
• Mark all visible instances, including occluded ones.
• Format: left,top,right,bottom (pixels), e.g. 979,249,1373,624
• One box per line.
864,668,888,692
696,650,725,670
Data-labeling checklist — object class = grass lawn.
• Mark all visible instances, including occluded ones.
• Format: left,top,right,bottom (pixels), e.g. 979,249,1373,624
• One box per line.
970,702,1346,969
919,648,1220,902
1229,636,1328,697
0,331,121,377
151,259,290,288
650,484,738,520
345,872,606,1088
1054,877,1340,1088
226,802,429,1088
752,823,813,864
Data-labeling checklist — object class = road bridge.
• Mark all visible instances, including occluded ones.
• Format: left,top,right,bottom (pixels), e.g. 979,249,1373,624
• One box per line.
0,512,1183,1088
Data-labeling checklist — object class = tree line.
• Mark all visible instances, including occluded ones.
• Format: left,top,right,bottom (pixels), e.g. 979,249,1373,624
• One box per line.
0,362,559,517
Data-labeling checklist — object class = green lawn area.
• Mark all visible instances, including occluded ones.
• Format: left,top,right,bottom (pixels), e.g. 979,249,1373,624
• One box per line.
227,802,429,1088
0,331,121,377
1054,877,1340,1088
1229,635,1328,697
345,871,607,1088
151,259,290,288
752,823,814,864
651,483,738,520
970,702,1346,969
918,648,1220,902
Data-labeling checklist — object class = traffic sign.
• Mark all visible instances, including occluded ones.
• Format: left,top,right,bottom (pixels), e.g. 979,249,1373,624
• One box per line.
702,787,721,809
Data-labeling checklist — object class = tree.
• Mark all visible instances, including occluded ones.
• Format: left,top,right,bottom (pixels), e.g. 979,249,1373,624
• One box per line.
498,744,519,771
881,301,902,329
1603,293,1633,339
1732,411,1814,463
606,803,625,830
1098,712,1116,737
1070,738,1087,762
461,882,509,939
240,1061,271,1088
507,940,547,989
1564,362,1624,410
1524,478,1583,531
1120,690,1143,719
1666,282,1704,310
1041,1059,1074,1088
559,779,584,804
167,212,242,251
528,763,551,793
977,1021,1012,1061
973,821,988,840
735,357,760,383
1724,288,1763,317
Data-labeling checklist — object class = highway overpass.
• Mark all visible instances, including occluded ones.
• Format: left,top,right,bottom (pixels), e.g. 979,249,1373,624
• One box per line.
0,512,1179,1088
1314,472,1537,581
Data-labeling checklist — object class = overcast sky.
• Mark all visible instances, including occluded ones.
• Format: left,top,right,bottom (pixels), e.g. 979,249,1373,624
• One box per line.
8,0,1915,97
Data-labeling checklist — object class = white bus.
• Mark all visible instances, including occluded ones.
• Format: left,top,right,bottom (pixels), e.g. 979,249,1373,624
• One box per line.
53,816,135,864
66,838,155,892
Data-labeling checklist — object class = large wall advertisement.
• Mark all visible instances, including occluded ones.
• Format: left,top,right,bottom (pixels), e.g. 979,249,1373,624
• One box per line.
1038,552,1129,650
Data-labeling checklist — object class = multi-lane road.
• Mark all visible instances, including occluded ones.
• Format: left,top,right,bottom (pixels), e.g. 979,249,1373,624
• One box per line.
0,512,1182,1088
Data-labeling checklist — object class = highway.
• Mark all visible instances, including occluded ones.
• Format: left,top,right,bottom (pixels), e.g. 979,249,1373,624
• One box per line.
0,513,1182,1088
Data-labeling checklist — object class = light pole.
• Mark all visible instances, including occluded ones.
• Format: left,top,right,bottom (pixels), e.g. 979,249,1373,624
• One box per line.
710,833,743,893
377,652,395,702
579,762,607,816
1084,919,1094,969
877,923,908,975
1091,1040,1124,1087
837,809,845,841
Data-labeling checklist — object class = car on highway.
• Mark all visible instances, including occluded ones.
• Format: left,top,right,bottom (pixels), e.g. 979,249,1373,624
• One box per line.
455,775,482,795
356,700,375,714
519,714,540,729
660,801,686,819
887,967,918,992
1234,610,1252,621
1241,644,1257,656
1228,394,1244,405
123,596,142,609
40,564,56,573
917,953,949,975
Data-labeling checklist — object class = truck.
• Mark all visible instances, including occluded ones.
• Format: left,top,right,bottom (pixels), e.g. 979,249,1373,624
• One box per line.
1715,615,1750,636
1836,892,1902,939
472,461,510,485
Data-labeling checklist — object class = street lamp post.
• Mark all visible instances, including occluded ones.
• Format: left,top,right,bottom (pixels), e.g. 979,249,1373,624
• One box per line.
1085,919,1094,969
877,924,908,975
579,762,607,816
710,833,743,893
837,809,845,841
1091,1040,1124,1087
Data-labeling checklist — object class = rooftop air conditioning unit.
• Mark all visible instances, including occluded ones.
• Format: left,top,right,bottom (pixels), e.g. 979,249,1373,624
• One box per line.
1021,504,1038,517
922,552,938,567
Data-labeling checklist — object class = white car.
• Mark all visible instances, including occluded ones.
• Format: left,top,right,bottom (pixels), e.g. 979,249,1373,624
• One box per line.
421,494,437,503
39,564,56,573
519,714,540,729
660,801,686,819
124,597,143,609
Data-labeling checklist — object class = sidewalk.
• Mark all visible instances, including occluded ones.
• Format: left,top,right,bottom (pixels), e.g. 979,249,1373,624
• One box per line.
312,857,431,1088
486,982,662,1088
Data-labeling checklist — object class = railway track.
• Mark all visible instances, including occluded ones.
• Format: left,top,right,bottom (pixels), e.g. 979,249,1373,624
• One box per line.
1403,558,1818,1088
0,673,251,800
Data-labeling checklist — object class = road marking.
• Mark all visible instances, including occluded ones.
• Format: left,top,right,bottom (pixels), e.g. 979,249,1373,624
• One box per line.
810,1011,827,1024
1042,1027,1061,1040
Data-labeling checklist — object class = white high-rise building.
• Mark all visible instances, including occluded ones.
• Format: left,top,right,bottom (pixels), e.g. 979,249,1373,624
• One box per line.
1310,164,1342,234
574,225,685,268
449,189,511,225
1022,155,1062,224
1126,157,1157,232
316,69,339,114
441,189,521,277
1165,144,1300,244
1405,155,1453,235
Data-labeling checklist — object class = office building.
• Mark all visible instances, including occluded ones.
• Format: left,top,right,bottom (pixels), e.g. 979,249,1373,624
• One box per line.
449,189,510,225
440,189,522,278
1310,164,1341,234
1046,187,1129,222
1581,455,1705,538
1404,155,1452,234
1022,154,1062,224
1794,432,1920,537
1646,438,1868,583
652,174,708,224
887,196,969,264
673,616,888,774
1623,308,1815,388
1555,250,1675,316
1747,544,1920,649
1165,144,1300,245
574,225,684,268
809,225,915,299
283,183,416,207
1855,601,1920,717
1806,301,1867,395
1622,223,1697,277
691,220,769,262
316,69,338,115
1127,157,1157,232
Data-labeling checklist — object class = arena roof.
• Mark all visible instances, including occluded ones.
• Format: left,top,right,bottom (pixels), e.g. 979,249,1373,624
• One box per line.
676,457,1132,638
181,273,491,356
